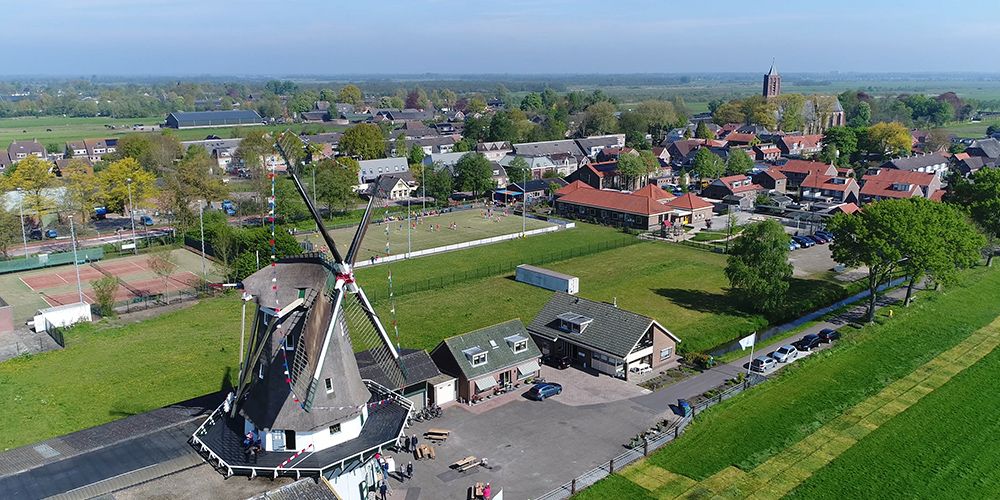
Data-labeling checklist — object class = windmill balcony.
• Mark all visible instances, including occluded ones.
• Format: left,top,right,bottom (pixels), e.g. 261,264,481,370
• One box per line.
190,380,410,479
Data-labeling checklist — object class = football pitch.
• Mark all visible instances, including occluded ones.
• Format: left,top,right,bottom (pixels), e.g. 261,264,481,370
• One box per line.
300,208,556,261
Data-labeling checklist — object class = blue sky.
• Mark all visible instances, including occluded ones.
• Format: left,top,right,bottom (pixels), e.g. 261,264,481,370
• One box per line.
2,0,997,75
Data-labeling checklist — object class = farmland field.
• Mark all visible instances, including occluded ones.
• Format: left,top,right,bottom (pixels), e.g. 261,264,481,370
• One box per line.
574,266,1000,499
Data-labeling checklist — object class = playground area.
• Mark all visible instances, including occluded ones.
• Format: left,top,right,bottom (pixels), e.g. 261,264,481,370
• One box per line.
0,248,212,324
301,207,557,260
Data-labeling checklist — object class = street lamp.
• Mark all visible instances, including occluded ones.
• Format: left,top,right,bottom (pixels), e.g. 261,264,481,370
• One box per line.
69,215,84,304
126,177,137,255
522,168,527,237
16,187,27,259
199,201,207,279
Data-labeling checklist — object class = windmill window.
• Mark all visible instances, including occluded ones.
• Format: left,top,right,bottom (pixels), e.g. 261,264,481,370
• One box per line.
325,378,334,394
297,288,306,299
329,423,341,435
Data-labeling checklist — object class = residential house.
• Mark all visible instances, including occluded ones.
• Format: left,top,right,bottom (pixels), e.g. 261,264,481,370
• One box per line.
775,159,838,190
966,137,1000,163
181,138,241,174
164,110,262,129
798,172,860,204
372,173,415,200
527,293,681,380
374,109,435,123
476,141,513,162
299,110,329,122
398,120,438,139
8,139,46,161
358,157,409,184
595,146,638,162
881,152,949,176
397,136,457,156
495,178,567,205
53,157,94,177
723,132,758,147
432,122,459,135
859,168,942,203
665,139,704,166
651,146,671,167
513,139,586,158
355,348,444,411
430,320,542,404
777,134,824,157
701,175,761,201
575,134,626,158
752,169,787,194
498,154,574,179
301,133,342,159
423,151,471,174
956,156,989,177
564,160,640,191
663,123,721,143
753,143,782,162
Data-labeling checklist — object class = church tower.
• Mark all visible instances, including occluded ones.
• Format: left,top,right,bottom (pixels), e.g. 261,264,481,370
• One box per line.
763,60,780,99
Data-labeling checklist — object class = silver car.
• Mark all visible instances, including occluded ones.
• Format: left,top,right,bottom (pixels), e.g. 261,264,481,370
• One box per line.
750,356,776,373
771,344,799,363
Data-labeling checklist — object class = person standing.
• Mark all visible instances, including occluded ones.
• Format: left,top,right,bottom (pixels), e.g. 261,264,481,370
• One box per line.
406,461,413,480
379,481,388,500
483,482,492,500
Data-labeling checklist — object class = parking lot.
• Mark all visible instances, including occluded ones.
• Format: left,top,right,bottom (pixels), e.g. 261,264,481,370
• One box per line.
386,366,663,499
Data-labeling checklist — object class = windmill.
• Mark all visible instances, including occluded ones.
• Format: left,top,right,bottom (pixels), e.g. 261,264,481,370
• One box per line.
218,131,406,456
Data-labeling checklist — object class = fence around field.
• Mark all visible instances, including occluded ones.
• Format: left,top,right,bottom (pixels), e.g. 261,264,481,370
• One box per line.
360,235,638,303
353,223,568,269
534,374,767,500
0,247,105,275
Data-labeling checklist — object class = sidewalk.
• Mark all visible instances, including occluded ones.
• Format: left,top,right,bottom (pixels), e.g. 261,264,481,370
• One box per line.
633,280,916,415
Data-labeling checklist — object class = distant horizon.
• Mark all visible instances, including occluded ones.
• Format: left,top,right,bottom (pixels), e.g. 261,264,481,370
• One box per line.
3,0,998,76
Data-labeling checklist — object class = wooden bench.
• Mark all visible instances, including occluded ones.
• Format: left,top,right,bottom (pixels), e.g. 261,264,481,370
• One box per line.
425,433,448,442
451,456,477,470
427,428,450,436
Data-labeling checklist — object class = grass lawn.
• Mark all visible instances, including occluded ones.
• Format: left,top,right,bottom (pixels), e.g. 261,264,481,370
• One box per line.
941,119,1000,139
0,297,242,451
575,267,1000,498
788,345,1000,499
375,239,850,354
307,209,554,262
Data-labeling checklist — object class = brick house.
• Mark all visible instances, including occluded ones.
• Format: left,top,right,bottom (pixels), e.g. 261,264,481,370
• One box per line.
775,159,838,190
859,168,942,203
798,172,860,204
777,134,823,157
527,293,681,380
753,169,787,193
701,175,762,200
430,320,542,404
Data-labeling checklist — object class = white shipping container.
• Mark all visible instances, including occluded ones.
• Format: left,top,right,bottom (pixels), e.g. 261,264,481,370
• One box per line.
33,302,92,333
515,264,579,294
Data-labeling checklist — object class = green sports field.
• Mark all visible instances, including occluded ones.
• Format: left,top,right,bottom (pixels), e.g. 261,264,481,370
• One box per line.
574,266,1000,499
303,209,555,262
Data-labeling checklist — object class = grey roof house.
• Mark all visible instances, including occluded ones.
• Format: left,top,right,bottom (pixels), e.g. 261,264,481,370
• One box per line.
356,348,442,410
527,293,680,380
430,319,542,404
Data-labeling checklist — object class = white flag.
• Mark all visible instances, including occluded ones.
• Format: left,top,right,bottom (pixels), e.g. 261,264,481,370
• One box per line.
739,333,756,350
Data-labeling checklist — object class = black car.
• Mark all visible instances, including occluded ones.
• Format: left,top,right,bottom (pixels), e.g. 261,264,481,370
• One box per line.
793,334,822,351
818,328,841,343
542,355,571,370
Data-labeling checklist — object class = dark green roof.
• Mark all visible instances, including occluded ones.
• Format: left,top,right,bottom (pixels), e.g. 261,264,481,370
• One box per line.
436,319,541,379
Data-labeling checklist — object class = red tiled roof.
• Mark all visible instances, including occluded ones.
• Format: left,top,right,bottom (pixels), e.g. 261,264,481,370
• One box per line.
800,173,857,192
929,189,945,201
836,168,854,177
632,184,675,201
724,132,756,144
777,159,836,175
721,123,741,133
715,175,759,193
755,145,781,153
779,134,823,150
555,180,593,196
558,189,672,216
760,169,786,180
831,203,860,214
859,169,932,199
954,152,970,161
666,193,714,210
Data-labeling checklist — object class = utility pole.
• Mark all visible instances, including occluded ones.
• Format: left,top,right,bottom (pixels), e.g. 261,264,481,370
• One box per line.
199,201,207,279
522,169,527,237
17,188,27,258
69,215,84,304
126,178,137,255
407,197,411,258
421,165,426,213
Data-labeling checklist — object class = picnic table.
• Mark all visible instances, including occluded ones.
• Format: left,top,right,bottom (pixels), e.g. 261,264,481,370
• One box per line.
424,428,450,442
415,444,435,460
452,455,480,472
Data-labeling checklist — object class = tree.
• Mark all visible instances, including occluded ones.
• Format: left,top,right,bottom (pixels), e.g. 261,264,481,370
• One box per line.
340,123,386,160
425,163,454,205
579,101,618,136
336,84,363,106
924,128,952,152
488,111,518,143
64,171,102,221
0,207,19,259
467,96,487,114
894,199,983,305
947,167,1000,266
617,153,647,189
827,200,909,322
618,111,649,149
505,156,530,185
91,275,120,317
822,126,859,159
725,148,754,175
866,122,912,158
694,121,714,140
112,133,182,172
3,156,55,217
407,144,425,167
95,157,157,215
725,220,792,314
520,92,543,112
742,96,777,129
635,100,678,139
315,157,360,213
454,153,494,197
162,145,227,230
147,249,178,300
692,148,725,180
849,101,871,127
776,94,805,131
712,100,745,125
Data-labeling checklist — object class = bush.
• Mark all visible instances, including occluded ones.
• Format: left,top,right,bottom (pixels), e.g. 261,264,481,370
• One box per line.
91,275,120,317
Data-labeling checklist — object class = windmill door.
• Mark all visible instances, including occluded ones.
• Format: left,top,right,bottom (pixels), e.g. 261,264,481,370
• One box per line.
284,430,296,451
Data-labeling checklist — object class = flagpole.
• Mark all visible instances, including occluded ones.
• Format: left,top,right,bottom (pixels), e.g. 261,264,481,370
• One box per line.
745,332,756,376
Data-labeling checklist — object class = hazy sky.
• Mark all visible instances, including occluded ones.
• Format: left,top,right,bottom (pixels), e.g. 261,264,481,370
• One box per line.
3,0,997,76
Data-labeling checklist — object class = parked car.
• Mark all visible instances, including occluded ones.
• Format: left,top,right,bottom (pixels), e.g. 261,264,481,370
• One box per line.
527,382,563,401
793,334,822,351
818,328,841,343
140,215,154,226
225,207,238,216
750,356,776,373
810,233,829,244
771,344,799,363
788,241,798,251
815,230,834,241
803,234,823,245
542,354,571,370
45,229,58,239
791,236,815,248
29,228,43,240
